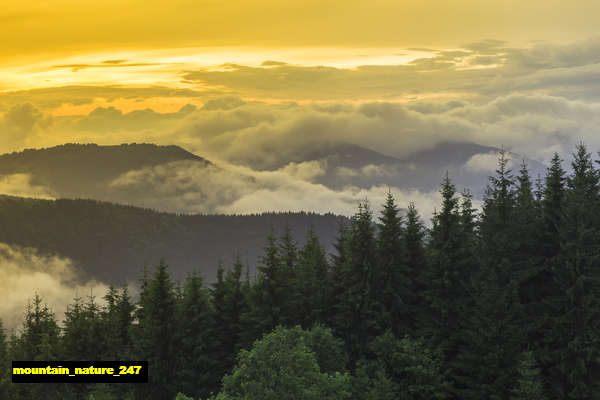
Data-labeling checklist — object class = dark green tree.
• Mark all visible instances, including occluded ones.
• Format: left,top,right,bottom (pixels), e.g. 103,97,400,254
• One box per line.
294,228,330,328
458,150,523,400
404,202,427,336
278,224,299,325
423,173,474,375
177,272,213,399
215,326,351,400
354,332,448,400
332,201,379,370
551,143,600,399
252,230,285,334
511,351,547,400
132,260,179,400
376,191,410,336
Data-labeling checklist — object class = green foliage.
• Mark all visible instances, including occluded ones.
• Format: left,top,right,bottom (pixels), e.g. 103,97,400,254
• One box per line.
331,201,380,369
377,191,410,335
293,228,330,328
177,272,214,399
216,326,351,400
511,351,546,400
550,143,600,399
174,393,194,400
355,332,448,400
133,260,179,400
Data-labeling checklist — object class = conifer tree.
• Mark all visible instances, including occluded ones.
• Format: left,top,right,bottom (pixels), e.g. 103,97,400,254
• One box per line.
424,174,473,348
253,230,285,333
12,294,61,400
376,191,409,336
133,260,179,400
0,319,10,400
552,143,600,399
212,256,250,391
295,227,330,328
511,351,547,400
278,224,299,325
404,202,427,335
458,150,523,400
177,272,213,399
425,174,478,397
326,219,351,326
333,201,379,369
18,294,60,361
224,257,248,354
541,153,566,261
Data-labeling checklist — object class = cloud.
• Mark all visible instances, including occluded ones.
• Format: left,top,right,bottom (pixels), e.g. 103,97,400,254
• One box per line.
107,159,445,221
0,174,56,199
0,85,212,111
201,96,246,111
4,103,52,131
0,243,109,331
464,152,509,173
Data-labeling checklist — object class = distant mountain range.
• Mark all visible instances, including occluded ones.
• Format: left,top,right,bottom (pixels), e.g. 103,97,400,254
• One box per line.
291,141,546,195
0,142,546,203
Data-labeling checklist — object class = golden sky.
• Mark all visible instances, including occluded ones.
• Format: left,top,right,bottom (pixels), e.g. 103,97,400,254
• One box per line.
2,0,599,59
2,0,600,161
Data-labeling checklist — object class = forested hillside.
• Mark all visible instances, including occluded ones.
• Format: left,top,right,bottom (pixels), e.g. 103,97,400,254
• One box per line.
0,143,210,199
1,143,600,400
0,196,343,283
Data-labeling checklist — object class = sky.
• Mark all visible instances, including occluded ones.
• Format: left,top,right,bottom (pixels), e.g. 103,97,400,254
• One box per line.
2,1,600,216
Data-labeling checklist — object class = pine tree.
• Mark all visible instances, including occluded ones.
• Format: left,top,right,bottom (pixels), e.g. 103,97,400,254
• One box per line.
528,154,567,386
18,294,60,361
511,351,547,400
404,202,427,336
424,174,473,346
61,292,104,361
0,319,10,400
177,272,213,399
376,191,410,336
326,218,351,327
132,260,179,400
295,227,330,328
458,150,524,400
12,294,62,400
252,230,285,334
332,201,379,370
278,224,299,325
552,143,600,399
541,153,566,261
424,174,478,398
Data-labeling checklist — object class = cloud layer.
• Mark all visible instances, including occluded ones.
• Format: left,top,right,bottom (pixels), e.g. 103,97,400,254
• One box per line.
3,38,600,217
0,243,109,331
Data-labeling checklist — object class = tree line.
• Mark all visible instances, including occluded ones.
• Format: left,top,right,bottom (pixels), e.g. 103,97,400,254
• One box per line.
1,143,600,399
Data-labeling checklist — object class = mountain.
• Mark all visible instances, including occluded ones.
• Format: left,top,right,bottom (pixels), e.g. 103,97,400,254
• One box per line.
291,141,547,195
0,143,210,199
0,142,547,210
0,195,344,284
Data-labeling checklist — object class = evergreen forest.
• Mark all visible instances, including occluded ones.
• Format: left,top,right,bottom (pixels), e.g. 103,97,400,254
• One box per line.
1,144,600,399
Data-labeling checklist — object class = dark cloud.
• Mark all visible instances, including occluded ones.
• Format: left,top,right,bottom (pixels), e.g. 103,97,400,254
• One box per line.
201,96,246,110
0,86,212,110
52,62,165,72
261,60,287,66
4,103,52,131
